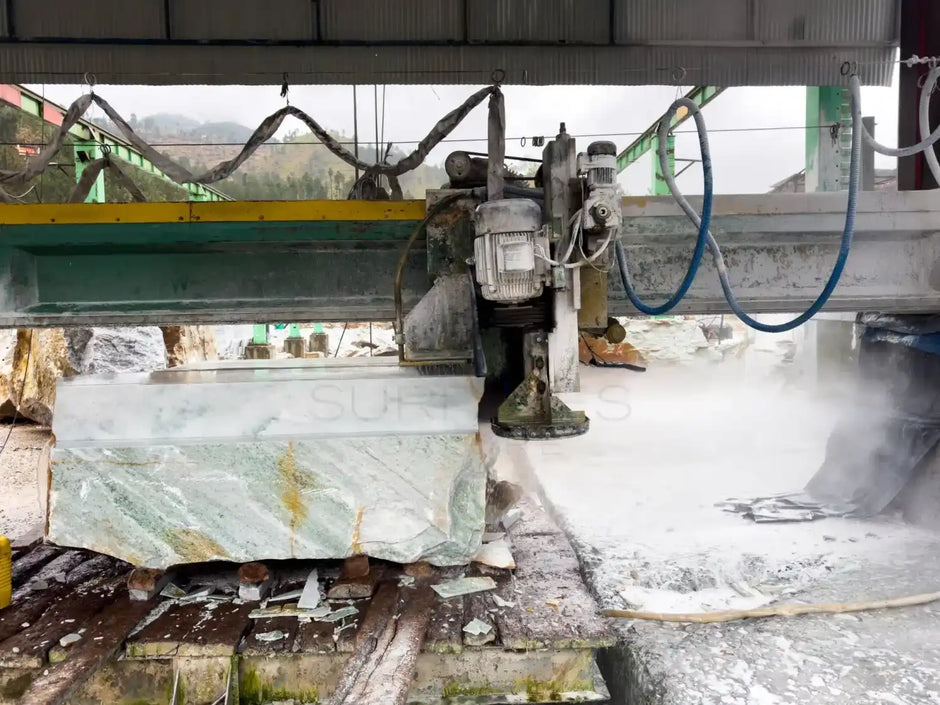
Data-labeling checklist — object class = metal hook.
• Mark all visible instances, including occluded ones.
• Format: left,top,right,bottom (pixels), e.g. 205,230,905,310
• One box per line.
671,66,687,83
491,68,506,85
82,72,97,94
520,136,527,148
280,73,290,106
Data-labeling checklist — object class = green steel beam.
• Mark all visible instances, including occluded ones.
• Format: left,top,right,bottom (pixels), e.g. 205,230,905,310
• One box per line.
72,140,105,203
616,85,725,174
0,201,431,326
651,133,675,196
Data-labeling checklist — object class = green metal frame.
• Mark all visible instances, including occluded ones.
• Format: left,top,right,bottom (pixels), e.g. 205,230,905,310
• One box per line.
0,214,430,327
5,83,229,203
72,140,105,203
616,86,724,195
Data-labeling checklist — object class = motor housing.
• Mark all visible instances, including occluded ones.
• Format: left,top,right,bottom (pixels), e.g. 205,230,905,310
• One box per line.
473,199,548,303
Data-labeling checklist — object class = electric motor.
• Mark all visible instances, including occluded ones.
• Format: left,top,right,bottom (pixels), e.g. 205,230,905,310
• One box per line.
473,199,548,303
578,140,622,234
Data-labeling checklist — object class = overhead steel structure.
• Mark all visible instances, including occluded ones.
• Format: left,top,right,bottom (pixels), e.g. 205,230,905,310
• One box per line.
0,0,899,86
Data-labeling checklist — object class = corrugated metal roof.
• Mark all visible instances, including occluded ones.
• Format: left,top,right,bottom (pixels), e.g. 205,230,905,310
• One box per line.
321,0,462,42
169,0,317,41
0,0,900,86
467,0,609,43
12,0,165,39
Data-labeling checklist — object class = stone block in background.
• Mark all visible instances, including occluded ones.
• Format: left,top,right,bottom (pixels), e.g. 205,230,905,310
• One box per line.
214,325,254,360
161,326,218,368
1,327,170,425
0,329,78,425
0,329,17,417
65,327,167,374
47,359,488,569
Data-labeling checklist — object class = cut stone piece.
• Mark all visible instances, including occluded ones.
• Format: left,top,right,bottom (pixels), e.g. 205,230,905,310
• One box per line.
127,568,172,602
297,570,321,610
47,359,487,569
327,556,376,599
238,563,271,602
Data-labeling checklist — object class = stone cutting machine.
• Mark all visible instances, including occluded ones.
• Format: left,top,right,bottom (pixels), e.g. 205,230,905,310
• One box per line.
44,123,627,570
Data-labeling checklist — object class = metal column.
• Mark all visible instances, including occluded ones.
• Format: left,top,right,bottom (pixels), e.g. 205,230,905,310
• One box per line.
805,87,852,193
898,0,940,190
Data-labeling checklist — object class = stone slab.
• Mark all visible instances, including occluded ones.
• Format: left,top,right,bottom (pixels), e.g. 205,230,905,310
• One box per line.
47,359,487,569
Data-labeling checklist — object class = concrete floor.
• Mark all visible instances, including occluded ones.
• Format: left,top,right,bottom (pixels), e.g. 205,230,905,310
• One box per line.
0,424,47,545
496,357,940,705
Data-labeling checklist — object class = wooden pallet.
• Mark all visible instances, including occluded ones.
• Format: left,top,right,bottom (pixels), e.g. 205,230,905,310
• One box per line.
0,501,612,705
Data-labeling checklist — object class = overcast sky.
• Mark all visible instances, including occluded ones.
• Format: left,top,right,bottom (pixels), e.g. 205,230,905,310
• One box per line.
29,73,901,195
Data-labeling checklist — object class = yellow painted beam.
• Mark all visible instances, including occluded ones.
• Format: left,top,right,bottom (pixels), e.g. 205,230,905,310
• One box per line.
0,202,191,225
0,200,427,226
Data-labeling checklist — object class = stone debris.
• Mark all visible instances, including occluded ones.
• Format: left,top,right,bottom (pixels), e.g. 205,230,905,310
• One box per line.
58,633,82,648
485,480,523,527
501,507,524,530
578,332,646,368
178,587,213,604
473,538,515,570
159,583,186,599
127,568,172,602
482,531,506,543
254,630,287,643
318,606,359,622
491,594,515,609
462,617,496,646
462,618,492,636
248,604,331,620
432,577,497,600
398,576,416,588
297,569,321,610
268,589,303,603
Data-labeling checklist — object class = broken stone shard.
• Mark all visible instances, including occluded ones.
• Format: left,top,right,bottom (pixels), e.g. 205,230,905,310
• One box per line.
47,360,487,568
318,606,358,623
462,618,492,636
473,538,516,570
254,630,287,642
58,633,82,648
268,589,303,603
432,577,497,600
297,570,321,610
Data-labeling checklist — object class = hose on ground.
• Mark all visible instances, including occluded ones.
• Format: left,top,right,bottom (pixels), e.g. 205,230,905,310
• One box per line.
603,589,940,624
614,97,713,315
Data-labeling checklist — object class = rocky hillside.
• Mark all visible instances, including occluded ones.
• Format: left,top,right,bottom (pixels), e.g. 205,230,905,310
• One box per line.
95,112,449,200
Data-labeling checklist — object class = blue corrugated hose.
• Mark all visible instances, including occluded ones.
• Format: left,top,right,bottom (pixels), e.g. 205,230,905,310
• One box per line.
617,77,868,333
615,97,713,315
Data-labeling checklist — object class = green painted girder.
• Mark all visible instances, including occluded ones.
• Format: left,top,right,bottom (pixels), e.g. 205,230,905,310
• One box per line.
616,85,725,173
0,200,430,327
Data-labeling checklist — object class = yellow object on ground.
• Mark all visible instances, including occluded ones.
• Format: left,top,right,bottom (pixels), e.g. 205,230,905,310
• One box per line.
0,535,11,609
